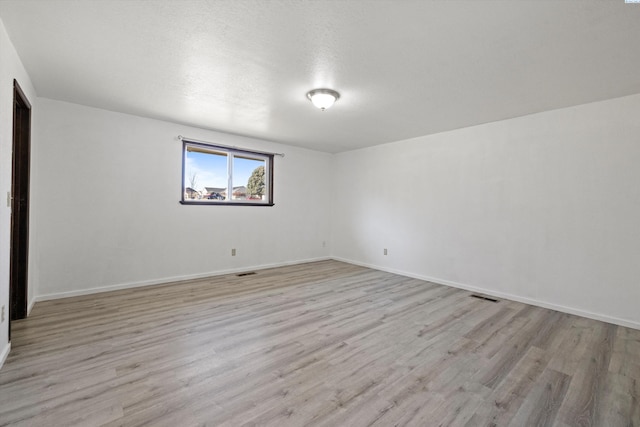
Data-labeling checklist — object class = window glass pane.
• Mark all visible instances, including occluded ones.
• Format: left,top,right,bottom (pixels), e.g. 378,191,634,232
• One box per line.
184,148,227,201
233,156,266,201
181,141,273,205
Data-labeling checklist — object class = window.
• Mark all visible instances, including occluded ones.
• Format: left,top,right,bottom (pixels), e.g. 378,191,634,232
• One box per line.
181,140,274,206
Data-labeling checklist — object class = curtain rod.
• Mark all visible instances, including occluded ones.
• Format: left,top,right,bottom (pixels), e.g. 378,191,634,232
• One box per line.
178,135,285,157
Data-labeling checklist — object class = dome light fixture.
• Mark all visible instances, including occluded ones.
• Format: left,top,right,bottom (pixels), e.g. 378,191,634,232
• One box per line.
306,88,340,111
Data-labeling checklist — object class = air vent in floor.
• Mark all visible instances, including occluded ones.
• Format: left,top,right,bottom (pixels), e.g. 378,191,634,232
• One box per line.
470,294,499,303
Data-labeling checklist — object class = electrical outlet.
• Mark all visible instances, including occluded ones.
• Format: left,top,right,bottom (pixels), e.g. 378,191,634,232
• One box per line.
1,305,4,322
322,241,326,248
6,192,10,208
231,248,236,256
384,248,388,255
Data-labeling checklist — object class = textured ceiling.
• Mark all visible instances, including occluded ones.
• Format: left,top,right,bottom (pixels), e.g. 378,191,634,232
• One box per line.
1,0,640,153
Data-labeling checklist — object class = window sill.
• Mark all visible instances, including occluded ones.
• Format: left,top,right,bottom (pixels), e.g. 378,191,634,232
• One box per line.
180,201,274,207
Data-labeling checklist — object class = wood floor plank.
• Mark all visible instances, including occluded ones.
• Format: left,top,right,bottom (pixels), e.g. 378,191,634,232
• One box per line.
471,346,549,427
0,260,637,426
511,368,571,426
557,322,617,426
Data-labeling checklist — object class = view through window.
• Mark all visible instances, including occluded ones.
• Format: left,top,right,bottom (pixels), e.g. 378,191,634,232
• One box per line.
181,141,273,205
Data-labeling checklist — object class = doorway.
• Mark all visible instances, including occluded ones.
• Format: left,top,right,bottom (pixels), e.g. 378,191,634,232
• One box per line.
9,79,31,337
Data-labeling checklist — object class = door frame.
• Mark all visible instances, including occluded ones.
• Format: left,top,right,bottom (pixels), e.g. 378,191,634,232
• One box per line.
9,79,32,336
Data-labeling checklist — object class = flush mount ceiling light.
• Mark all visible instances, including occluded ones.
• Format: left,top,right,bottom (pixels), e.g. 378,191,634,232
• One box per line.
306,88,340,111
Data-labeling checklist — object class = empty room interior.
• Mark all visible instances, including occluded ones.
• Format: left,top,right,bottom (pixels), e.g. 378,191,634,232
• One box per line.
0,1,639,426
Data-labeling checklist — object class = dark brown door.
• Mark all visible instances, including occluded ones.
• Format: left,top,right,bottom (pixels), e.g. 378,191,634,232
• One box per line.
9,80,31,333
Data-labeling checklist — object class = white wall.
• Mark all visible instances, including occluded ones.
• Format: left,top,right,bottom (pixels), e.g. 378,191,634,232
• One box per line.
332,93,640,329
33,99,332,298
0,18,38,362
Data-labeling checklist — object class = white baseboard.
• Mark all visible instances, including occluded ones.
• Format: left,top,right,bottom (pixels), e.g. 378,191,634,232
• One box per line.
35,257,331,302
30,255,640,331
0,342,10,370
332,256,640,331
27,298,36,316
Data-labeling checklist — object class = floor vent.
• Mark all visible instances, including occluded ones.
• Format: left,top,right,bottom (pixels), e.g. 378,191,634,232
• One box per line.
236,272,257,277
470,294,499,303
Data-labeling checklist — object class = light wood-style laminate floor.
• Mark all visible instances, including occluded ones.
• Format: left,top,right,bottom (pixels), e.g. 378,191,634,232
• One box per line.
0,260,638,426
